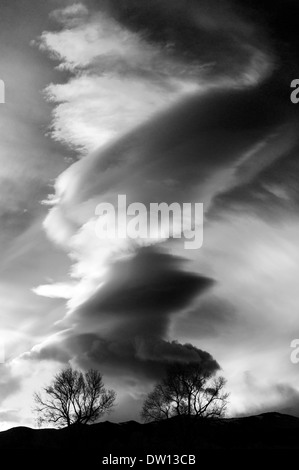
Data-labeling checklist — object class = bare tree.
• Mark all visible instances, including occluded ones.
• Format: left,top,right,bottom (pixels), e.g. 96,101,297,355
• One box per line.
141,384,172,422
34,367,116,427
141,363,229,422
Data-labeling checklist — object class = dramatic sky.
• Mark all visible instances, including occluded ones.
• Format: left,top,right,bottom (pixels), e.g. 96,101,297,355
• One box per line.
1,0,299,429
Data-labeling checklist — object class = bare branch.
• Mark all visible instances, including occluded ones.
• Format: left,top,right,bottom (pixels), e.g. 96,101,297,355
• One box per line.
33,367,116,427
141,363,229,422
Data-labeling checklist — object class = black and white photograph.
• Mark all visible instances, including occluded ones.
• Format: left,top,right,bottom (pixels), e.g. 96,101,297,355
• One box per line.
1,0,299,458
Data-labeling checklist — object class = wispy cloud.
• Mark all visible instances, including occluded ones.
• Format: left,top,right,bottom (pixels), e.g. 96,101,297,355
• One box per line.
37,0,273,153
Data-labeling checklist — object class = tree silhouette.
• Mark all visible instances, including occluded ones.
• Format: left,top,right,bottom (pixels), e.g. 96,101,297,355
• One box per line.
34,367,116,427
141,362,229,422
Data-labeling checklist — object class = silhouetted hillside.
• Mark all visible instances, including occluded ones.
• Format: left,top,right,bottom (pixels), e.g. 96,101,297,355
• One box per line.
1,412,299,450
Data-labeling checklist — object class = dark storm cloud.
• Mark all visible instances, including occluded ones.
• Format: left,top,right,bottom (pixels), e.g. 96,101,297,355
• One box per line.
27,335,220,382
72,248,213,337
35,333,220,382
28,248,217,380
72,337,220,381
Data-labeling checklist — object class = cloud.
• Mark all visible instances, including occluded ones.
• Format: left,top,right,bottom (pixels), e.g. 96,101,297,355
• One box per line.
50,3,89,26
39,79,293,324
272,384,299,417
37,0,274,153
173,297,239,340
28,333,220,384
44,75,198,153
207,125,299,221
70,248,213,321
0,409,21,423
28,248,215,381
33,282,76,299
94,0,273,83
233,374,299,418
27,0,299,419
39,6,204,153
0,366,21,404
36,1,284,311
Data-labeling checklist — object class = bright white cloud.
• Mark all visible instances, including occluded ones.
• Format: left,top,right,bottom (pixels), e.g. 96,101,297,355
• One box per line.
32,282,76,299
45,75,199,152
